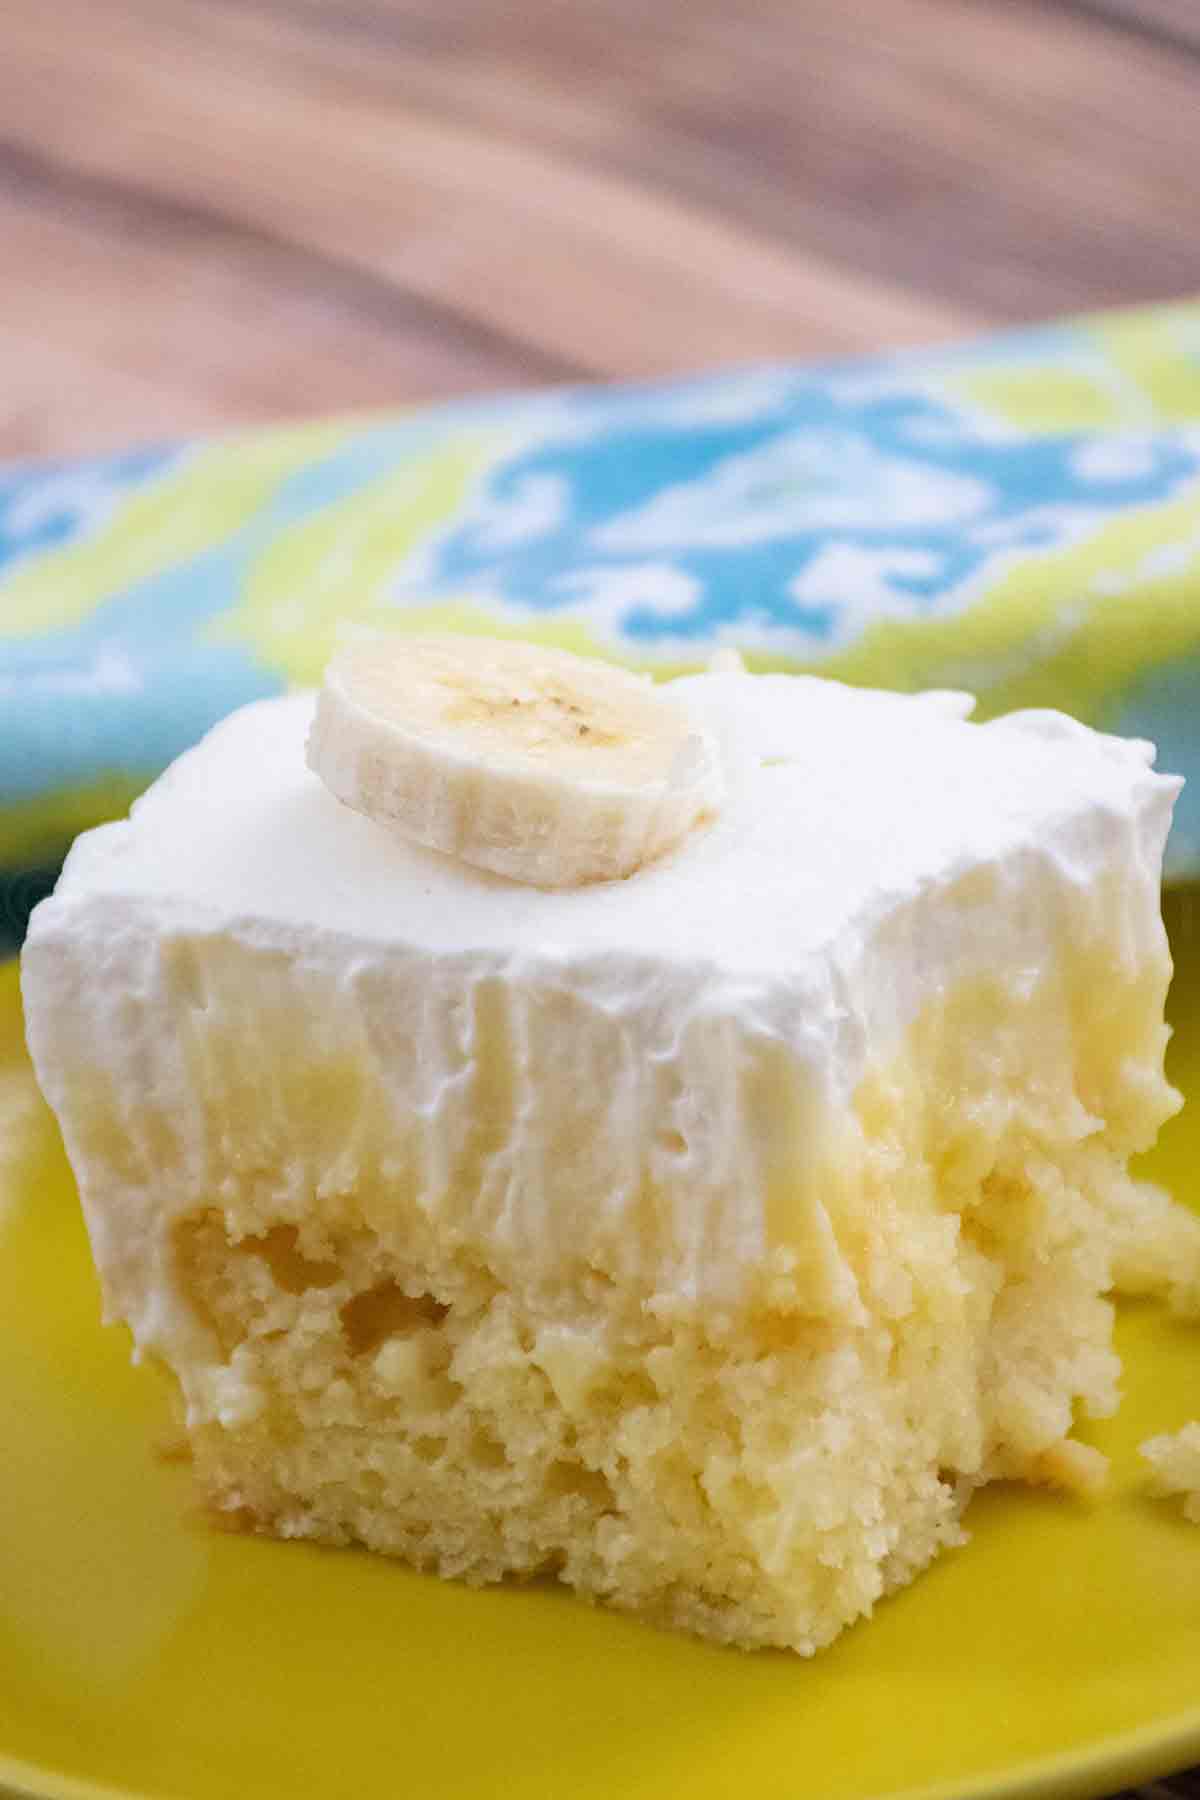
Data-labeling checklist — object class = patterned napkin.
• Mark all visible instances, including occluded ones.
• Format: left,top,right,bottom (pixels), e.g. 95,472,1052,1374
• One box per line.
3,299,1200,929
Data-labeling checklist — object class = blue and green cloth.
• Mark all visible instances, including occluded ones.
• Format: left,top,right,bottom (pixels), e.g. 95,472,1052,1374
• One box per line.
3,298,1200,926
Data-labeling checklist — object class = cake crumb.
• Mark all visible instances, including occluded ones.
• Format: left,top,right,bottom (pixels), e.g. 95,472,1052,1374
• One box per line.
1030,1439,1109,1499
1141,1423,1200,1523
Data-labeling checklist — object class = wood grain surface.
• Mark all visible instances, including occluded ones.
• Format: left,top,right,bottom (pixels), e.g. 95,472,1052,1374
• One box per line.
1,0,1198,458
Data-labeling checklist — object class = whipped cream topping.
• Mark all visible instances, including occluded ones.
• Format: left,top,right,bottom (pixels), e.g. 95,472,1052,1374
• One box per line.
22,673,1181,1351
45,676,1171,968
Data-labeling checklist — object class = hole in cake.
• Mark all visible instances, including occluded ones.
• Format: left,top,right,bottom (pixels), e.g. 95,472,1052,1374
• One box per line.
468,1426,509,1471
411,1435,446,1465
171,1218,237,1351
341,1282,450,1357
591,1367,659,1419
756,1313,831,1356
239,1225,341,1295
423,1368,463,1411
658,1128,687,1156
621,1370,659,1409
544,1459,615,1510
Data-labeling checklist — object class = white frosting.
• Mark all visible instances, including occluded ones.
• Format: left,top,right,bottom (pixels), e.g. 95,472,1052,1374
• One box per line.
21,673,1181,1354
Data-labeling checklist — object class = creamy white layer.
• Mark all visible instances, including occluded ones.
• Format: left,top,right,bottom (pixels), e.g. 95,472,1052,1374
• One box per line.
22,672,1181,1368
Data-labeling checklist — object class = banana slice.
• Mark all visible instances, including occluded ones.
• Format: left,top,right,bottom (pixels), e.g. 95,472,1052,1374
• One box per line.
306,635,722,887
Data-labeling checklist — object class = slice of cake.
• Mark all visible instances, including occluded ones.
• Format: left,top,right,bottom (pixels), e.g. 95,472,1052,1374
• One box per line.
21,643,1199,1654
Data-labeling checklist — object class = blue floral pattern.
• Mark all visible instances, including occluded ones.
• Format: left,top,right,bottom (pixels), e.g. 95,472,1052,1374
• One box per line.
3,302,1200,875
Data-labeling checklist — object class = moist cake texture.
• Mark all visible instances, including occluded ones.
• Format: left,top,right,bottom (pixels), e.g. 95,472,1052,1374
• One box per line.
21,670,1199,1652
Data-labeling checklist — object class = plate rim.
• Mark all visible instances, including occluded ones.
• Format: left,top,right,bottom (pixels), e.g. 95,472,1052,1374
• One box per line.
2,1704,1199,1800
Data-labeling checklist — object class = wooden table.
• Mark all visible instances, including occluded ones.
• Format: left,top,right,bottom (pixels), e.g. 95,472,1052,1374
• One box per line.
2,0,1198,459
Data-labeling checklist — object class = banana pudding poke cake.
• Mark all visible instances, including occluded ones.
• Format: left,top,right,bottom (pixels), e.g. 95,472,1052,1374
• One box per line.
21,636,1200,1653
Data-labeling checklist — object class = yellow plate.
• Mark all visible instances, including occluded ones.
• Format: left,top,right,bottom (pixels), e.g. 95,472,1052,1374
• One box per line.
2,897,1199,1800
